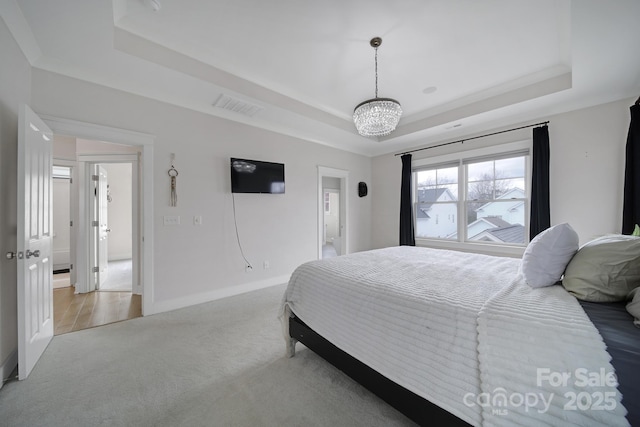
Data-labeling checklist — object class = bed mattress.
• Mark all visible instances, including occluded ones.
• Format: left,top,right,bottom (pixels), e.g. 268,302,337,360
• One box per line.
282,246,519,426
281,246,629,426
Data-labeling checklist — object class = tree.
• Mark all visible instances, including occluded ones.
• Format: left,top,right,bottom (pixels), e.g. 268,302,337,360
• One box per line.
467,172,513,222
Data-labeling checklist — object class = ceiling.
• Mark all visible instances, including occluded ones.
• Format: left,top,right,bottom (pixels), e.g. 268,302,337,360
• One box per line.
3,0,640,156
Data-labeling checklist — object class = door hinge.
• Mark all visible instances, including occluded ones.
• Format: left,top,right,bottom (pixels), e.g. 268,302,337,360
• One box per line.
70,177,73,184
70,220,73,227
70,264,73,270
92,175,99,181
93,266,99,273
92,220,99,227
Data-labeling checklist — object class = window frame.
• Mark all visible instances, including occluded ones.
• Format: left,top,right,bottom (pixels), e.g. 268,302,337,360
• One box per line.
412,140,531,257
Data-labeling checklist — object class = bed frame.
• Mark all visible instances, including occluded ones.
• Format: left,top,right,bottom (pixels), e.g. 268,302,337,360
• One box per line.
289,315,472,426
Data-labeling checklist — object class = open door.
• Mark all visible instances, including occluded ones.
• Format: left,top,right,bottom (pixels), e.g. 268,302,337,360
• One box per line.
95,165,109,288
17,105,54,379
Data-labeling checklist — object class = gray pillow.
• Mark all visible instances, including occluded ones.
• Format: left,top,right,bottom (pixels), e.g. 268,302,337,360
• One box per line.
627,287,640,327
562,234,640,302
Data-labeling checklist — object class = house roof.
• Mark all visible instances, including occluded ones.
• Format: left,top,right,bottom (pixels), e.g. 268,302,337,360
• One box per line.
2,1,639,157
472,224,525,244
417,188,448,204
479,216,512,229
475,188,525,212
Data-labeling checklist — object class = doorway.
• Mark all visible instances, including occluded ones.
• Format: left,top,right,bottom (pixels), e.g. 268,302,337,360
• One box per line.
322,187,341,258
51,142,143,335
317,166,349,259
91,162,134,293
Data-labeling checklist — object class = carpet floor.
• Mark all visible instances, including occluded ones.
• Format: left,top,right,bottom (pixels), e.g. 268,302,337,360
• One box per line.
0,284,415,427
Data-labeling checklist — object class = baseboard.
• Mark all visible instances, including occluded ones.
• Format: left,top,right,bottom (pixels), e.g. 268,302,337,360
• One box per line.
108,254,133,262
0,348,18,390
150,274,290,315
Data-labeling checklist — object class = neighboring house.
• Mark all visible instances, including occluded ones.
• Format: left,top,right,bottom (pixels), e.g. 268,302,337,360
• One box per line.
415,188,457,238
475,188,526,226
448,216,511,240
443,191,527,244
470,224,525,244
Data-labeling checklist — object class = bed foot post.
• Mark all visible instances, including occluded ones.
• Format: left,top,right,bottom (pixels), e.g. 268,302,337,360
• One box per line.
286,338,297,358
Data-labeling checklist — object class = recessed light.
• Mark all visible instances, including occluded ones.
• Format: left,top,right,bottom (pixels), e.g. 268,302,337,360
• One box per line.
422,86,437,94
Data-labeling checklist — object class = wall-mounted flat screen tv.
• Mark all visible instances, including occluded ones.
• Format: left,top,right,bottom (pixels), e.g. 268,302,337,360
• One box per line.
230,158,285,194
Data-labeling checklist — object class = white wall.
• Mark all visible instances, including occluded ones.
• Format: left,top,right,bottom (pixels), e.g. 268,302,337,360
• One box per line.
372,97,635,249
30,69,372,311
0,16,31,385
101,163,133,261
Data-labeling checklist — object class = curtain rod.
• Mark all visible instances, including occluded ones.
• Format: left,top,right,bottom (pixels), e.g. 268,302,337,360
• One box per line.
394,121,549,157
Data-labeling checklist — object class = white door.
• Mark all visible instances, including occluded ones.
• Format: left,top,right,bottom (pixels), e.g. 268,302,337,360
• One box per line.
95,166,109,288
17,105,54,380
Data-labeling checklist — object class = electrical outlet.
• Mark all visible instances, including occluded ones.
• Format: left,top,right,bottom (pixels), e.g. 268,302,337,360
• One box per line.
263,261,270,270
163,215,180,226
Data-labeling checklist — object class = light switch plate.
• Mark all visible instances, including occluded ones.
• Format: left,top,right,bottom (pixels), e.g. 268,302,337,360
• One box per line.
163,215,180,226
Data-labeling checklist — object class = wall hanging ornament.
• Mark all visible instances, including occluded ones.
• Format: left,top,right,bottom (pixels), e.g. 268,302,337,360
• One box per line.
168,154,178,207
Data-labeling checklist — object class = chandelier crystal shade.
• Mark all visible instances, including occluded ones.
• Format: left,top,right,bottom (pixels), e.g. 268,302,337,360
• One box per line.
353,37,402,137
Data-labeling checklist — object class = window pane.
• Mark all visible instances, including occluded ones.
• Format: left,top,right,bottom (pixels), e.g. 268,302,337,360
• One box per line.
416,170,436,188
495,157,525,179
437,166,458,185
467,161,493,182
415,202,458,239
415,164,459,240
466,200,526,244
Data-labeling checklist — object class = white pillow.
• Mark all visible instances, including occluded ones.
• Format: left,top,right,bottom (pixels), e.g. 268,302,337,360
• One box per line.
521,223,579,288
626,287,640,327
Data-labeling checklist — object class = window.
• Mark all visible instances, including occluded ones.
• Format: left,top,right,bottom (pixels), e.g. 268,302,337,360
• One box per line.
413,144,530,246
324,192,330,213
415,165,458,239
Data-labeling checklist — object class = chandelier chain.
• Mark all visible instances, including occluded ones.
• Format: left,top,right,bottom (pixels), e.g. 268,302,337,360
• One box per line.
374,46,378,98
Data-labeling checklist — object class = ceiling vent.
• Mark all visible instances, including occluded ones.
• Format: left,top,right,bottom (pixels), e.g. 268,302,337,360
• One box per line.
213,94,264,117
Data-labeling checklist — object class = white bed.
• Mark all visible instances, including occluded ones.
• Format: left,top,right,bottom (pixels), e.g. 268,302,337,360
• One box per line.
280,246,628,427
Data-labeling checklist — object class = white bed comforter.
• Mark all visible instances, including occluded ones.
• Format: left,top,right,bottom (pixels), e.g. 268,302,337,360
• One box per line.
280,246,629,426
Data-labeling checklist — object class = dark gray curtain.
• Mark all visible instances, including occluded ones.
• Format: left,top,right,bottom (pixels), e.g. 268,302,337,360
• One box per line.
530,125,550,238
622,102,640,234
399,154,415,246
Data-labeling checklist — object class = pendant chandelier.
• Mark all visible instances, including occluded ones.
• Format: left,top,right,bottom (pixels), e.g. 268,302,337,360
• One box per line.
353,37,402,137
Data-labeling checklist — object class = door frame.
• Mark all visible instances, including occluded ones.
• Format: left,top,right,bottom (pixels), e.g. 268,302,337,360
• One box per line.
317,166,349,259
52,159,77,285
41,115,154,315
80,155,139,294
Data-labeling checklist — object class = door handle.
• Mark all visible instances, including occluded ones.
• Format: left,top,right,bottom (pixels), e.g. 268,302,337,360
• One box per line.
25,249,40,259
106,229,111,233
5,251,23,260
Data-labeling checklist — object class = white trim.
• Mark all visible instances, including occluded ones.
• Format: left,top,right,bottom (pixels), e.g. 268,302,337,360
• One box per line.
0,349,18,389
151,275,290,315
417,238,525,258
76,154,138,162
40,115,153,146
317,166,349,259
413,140,530,169
42,116,154,315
